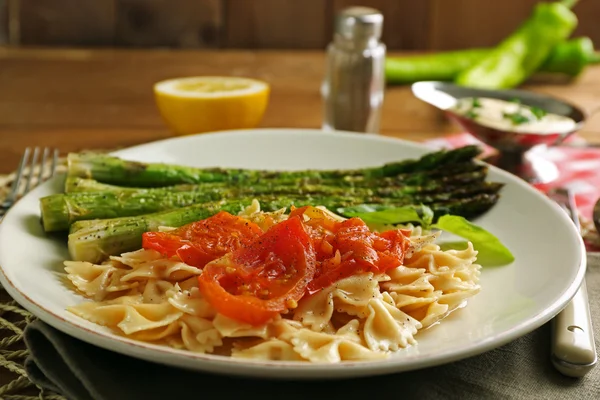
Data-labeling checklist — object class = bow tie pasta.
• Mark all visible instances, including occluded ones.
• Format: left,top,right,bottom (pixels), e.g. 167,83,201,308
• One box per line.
64,202,481,363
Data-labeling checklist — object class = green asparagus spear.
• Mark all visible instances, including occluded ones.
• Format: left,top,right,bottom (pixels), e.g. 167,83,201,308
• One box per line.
429,193,501,220
65,159,488,193
377,163,488,188
368,144,482,178
64,177,204,193
67,195,373,262
46,177,504,231
40,190,223,232
68,199,238,263
68,190,502,263
65,163,493,198
61,144,502,263
66,145,483,187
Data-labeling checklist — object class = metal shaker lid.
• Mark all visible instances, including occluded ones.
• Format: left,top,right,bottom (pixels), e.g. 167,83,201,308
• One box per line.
334,7,383,41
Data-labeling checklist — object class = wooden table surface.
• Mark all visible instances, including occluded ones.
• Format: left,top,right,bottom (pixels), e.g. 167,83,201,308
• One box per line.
0,47,599,174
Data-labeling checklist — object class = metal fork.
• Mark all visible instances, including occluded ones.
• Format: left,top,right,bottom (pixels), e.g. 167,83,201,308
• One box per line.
0,147,59,217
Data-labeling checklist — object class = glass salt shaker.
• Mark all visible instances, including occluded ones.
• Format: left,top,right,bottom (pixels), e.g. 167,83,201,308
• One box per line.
321,7,386,134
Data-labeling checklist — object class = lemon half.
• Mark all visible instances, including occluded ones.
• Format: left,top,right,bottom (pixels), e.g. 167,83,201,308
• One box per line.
154,76,270,135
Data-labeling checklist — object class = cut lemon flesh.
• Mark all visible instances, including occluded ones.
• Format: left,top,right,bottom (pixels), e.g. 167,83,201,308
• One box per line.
154,76,270,135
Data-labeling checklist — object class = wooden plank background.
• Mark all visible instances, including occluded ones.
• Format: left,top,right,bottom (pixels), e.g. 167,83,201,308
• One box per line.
1,0,599,50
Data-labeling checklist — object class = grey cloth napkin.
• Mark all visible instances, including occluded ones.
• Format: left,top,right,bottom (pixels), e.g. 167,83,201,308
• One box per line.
24,254,600,400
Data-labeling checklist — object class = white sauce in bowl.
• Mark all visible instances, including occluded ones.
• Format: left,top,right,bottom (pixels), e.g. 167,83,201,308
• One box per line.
451,97,577,134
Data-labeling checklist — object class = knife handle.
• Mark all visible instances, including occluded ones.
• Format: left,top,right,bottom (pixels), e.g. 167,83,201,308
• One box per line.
551,280,598,377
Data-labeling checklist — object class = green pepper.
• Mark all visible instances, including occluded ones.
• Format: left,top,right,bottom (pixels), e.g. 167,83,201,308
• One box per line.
385,38,599,84
455,1,578,89
385,48,489,85
385,37,598,85
540,36,599,77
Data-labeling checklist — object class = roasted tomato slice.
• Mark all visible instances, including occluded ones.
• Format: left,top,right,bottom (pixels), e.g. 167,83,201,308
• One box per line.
289,208,412,295
197,216,316,325
289,206,339,260
142,211,263,268
306,218,410,294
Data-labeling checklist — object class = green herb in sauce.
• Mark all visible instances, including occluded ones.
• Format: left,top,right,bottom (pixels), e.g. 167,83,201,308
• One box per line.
451,97,576,134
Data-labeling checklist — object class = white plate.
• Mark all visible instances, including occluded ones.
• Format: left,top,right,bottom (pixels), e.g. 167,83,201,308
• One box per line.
0,129,586,379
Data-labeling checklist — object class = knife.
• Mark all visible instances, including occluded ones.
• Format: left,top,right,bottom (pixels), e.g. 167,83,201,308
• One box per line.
549,188,597,377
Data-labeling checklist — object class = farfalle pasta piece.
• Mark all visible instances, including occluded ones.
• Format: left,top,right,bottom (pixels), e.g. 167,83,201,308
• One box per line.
330,318,362,343
67,294,140,325
120,258,201,282
134,313,222,353
382,265,442,316
293,273,380,331
141,279,175,304
292,289,333,331
438,288,480,310
237,198,261,217
127,321,182,341
409,287,481,328
232,339,305,361
163,335,185,350
405,231,440,258
177,276,201,291
405,243,478,275
212,313,272,339
64,260,137,301
281,320,386,363
415,246,480,294
109,249,165,265
178,314,222,353
428,272,479,292
387,242,481,327
237,199,288,231
414,302,451,329
297,339,384,363
387,291,441,311
363,292,422,352
441,244,481,281
68,296,183,335
382,265,436,294
167,286,216,318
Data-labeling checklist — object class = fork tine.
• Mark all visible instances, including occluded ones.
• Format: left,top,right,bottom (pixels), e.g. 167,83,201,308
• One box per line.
4,148,31,205
50,149,59,177
1,147,59,217
36,147,51,184
22,147,40,195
